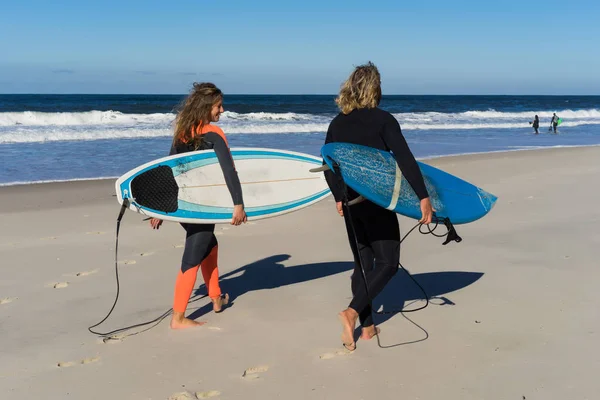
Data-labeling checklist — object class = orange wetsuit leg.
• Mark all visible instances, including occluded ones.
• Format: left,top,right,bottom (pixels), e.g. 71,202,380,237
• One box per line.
173,266,200,313
200,245,221,299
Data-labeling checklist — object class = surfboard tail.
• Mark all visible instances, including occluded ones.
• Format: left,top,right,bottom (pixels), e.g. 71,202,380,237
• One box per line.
477,188,498,212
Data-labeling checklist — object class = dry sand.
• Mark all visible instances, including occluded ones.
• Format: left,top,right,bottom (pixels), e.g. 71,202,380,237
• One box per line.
1,146,599,399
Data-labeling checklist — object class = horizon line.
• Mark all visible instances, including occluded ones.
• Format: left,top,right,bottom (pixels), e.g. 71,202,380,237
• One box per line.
1,93,599,97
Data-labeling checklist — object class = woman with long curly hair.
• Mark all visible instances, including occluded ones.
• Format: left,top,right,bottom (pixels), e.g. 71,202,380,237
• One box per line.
323,62,433,350
150,82,247,329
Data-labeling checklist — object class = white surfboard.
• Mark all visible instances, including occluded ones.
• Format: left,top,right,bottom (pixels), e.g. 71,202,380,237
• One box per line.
115,148,331,223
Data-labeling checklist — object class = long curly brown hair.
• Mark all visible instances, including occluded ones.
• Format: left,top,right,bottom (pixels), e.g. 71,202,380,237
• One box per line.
173,82,223,146
335,62,382,114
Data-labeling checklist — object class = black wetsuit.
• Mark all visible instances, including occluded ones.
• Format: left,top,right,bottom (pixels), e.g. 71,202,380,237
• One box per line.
550,115,559,133
170,129,243,273
533,117,540,134
324,107,429,327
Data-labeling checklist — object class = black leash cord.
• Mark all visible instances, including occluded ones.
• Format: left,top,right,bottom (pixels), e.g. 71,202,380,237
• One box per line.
340,181,435,317
90,173,457,340
331,157,459,329
88,199,207,338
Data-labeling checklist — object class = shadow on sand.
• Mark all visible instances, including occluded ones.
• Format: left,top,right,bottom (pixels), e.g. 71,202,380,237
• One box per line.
188,254,483,324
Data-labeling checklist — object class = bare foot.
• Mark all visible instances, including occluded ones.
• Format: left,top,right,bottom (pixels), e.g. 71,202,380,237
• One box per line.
360,325,381,340
338,308,358,351
212,293,229,313
170,313,206,330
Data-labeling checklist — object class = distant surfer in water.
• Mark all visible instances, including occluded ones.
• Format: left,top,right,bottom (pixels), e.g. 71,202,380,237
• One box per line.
529,115,540,134
150,83,247,329
322,62,433,351
549,113,560,133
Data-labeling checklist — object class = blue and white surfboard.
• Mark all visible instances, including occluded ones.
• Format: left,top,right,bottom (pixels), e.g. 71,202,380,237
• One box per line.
115,148,331,223
321,143,497,224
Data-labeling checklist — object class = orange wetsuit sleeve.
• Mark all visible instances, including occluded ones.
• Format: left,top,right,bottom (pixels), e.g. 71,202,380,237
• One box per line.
199,124,229,146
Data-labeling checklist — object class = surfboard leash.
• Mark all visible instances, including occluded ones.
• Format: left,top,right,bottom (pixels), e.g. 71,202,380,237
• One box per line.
329,158,461,348
87,198,208,339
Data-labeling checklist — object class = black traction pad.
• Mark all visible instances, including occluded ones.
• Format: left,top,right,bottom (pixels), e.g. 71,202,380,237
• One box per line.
130,165,179,213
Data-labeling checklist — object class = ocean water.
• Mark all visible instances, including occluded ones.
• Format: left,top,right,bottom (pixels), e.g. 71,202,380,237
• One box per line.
1,94,599,185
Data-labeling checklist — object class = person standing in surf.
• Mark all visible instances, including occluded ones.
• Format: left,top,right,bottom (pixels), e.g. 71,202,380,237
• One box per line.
323,62,433,351
549,113,560,133
530,115,540,134
150,82,247,329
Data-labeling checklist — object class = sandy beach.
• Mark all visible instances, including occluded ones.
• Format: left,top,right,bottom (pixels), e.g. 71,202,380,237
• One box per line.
1,146,599,400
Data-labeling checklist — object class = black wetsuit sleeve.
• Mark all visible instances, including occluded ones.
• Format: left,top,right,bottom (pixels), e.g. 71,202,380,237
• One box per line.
323,123,345,202
169,140,191,155
381,116,429,200
201,132,244,206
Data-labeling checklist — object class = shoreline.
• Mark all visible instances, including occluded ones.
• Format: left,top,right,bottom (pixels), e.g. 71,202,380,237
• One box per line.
2,143,599,188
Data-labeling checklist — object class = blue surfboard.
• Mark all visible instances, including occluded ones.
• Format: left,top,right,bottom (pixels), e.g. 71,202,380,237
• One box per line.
321,143,497,224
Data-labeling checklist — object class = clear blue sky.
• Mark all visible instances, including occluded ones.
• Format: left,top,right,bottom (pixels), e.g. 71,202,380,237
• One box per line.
1,0,599,94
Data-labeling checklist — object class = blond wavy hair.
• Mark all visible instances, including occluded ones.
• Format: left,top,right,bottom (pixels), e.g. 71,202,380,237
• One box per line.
335,62,382,114
173,82,222,146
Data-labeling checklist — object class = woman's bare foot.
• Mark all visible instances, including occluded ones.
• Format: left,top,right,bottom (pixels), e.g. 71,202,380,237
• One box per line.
170,312,206,330
212,293,229,313
338,308,358,351
360,325,380,340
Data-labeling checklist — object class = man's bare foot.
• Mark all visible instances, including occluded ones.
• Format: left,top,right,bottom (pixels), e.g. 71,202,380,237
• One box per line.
212,293,229,313
360,325,380,340
338,308,358,351
170,313,206,330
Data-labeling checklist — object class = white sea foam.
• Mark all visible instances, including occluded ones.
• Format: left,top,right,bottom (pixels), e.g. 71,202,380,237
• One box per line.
0,110,175,127
220,111,320,121
1,108,598,144
0,127,172,143
391,109,600,130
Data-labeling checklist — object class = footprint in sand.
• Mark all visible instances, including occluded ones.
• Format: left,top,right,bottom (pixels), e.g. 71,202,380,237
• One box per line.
196,390,221,399
173,244,184,248
1,297,18,305
76,269,99,277
140,252,155,257
121,260,137,265
81,356,100,365
168,392,196,400
319,349,352,360
57,356,99,368
242,365,269,380
47,282,69,289
101,335,125,344
57,361,77,368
